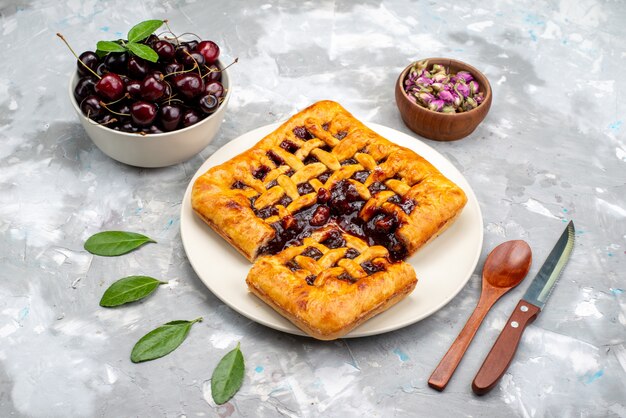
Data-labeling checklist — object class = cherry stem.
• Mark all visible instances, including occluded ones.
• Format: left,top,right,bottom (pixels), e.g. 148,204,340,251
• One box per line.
158,33,178,44
98,101,130,117
183,50,202,77
103,93,130,106
56,33,101,80
163,97,185,105
158,31,179,45
88,117,118,126
163,19,173,36
177,32,202,41
223,57,239,71
163,64,197,78
201,57,238,79
162,80,178,104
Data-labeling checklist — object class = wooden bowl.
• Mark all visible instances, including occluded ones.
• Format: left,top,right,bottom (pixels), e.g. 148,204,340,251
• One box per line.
395,58,492,141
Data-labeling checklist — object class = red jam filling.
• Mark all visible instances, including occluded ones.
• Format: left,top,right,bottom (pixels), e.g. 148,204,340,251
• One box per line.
258,179,414,263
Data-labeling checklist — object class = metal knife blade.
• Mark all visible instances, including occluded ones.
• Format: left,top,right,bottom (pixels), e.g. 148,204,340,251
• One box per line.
522,220,575,309
472,221,576,395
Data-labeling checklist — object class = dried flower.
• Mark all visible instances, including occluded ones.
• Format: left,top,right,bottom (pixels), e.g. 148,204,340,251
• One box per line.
432,73,449,83
456,71,473,82
431,82,445,92
438,90,454,103
469,80,479,95
431,64,445,73
403,60,484,113
453,93,462,107
465,97,477,109
455,82,470,98
428,99,445,112
442,105,456,113
418,92,435,104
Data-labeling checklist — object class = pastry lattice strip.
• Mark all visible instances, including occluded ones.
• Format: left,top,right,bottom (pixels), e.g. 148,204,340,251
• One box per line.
273,227,392,287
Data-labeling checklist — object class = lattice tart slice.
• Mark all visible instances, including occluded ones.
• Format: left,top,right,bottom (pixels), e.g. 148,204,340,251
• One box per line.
246,226,417,340
191,100,467,262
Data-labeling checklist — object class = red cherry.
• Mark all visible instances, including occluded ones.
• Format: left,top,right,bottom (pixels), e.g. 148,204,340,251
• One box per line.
128,56,149,79
130,101,157,126
74,76,97,102
196,40,220,64
181,51,205,68
103,52,128,74
172,73,204,99
140,75,166,101
77,51,99,77
126,80,142,99
181,108,201,127
198,93,219,114
203,64,221,82
164,62,184,75
80,95,103,119
154,40,176,62
203,81,224,98
159,104,182,131
144,34,160,47
94,73,125,101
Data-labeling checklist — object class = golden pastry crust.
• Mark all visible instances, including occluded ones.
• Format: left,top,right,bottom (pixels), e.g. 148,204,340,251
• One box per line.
191,100,467,262
246,227,417,340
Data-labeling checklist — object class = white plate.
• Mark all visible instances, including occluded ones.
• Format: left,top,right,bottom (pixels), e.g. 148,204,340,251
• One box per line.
180,123,483,338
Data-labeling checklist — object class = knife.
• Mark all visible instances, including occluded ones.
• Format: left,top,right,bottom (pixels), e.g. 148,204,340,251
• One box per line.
472,221,575,395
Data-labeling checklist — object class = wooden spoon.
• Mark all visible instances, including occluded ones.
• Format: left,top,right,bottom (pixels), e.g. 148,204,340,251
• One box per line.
428,240,532,391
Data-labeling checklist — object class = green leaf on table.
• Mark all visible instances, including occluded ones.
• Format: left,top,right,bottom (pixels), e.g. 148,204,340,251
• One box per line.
100,276,166,307
127,19,164,43
84,231,156,256
126,42,159,63
131,317,202,363
96,40,127,53
211,342,245,405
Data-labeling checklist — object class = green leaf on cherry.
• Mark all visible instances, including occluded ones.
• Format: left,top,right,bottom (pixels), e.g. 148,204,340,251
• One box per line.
126,42,159,63
127,19,164,43
96,40,126,53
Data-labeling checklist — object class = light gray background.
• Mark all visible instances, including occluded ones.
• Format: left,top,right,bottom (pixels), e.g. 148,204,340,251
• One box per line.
1,0,625,417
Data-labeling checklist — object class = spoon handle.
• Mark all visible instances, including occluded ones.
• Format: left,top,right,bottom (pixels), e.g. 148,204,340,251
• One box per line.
428,292,501,391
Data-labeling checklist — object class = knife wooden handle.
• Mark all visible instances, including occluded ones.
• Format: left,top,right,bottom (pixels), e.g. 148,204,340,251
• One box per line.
428,292,499,391
472,300,540,395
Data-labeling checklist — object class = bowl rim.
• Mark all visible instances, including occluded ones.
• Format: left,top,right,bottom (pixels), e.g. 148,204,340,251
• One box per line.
69,58,231,138
397,57,491,117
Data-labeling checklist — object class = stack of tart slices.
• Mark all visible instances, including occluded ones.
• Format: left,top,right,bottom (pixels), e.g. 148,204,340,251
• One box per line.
191,100,467,340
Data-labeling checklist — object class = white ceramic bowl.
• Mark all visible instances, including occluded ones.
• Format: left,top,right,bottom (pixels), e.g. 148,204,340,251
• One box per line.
69,61,231,168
